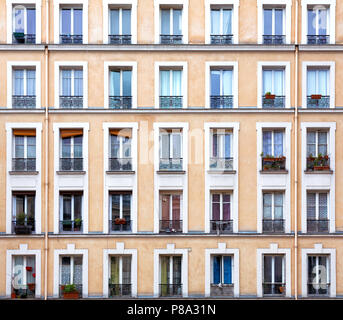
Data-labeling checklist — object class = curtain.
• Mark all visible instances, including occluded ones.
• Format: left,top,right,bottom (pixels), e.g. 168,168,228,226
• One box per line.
222,70,232,96
14,9,24,33
274,9,283,35
160,256,169,292
14,256,24,288
161,10,170,34
211,194,220,220
274,70,284,96
27,9,36,35
122,256,131,284
263,193,272,219
318,70,328,96
73,9,83,35
222,194,231,220
110,256,120,284
173,10,182,35
307,9,316,35
122,70,132,96
223,256,232,284
224,133,231,158
263,9,272,35
307,193,316,219
122,9,131,35
160,71,170,96
14,136,25,158
318,132,327,155
213,256,220,284
262,70,272,94
110,70,120,96
172,70,182,96
74,70,83,96
210,70,220,96
172,133,181,158
26,256,35,284
274,193,283,219
318,10,327,35
110,9,119,35
307,70,316,95
61,70,72,96
73,256,83,285
318,193,327,219
306,131,316,156
161,195,170,220
262,131,272,155
273,131,283,157
160,133,170,159
61,9,71,35
61,257,71,285
27,70,36,96
172,195,180,221
14,70,24,95
211,10,220,35
222,10,232,35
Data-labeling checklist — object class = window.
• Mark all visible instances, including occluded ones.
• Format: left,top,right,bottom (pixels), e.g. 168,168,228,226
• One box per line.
159,69,183,108
307,192,329,233
12,68,36,108
108,129,132,171
109,68,132,109
109,255,132,297
307,6,329,44
307,255,330,295
160,255,182,297
60,68,83,108
306,130,330,171
263,7,285,44
12,129,36,171
60,129,83,171
60,7,83,44
159,129,182,170
59,256,82,298
263,255,285,296
210,69,233,108
210,193,232,234
59,192,83,233
109,192,132,232
160,7,183,44
109,8,131,44
211,255,233,296
262,69,285,108
159,192,182,233
261,130,286,171
210,7,232,44
11,256,36,298
12,5,36,44
263,192,284,233
307,68,330,108
12,192,35,235
210,129,232,170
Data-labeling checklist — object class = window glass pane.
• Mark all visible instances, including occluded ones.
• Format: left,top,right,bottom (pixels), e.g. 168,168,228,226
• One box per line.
307,70,316,95
212,133,218,157
61,9,71,34
223,256,232,284
14,9,25,33
274,70,284,96
274,193,283,219
263,9,272,35
73,9,83,35
27,195,35,218
110,70,121,96
173,9,182,35
172,133,181,158
274,131,283,157
62,195,72,220
222,70,232,96
110,9,119,34
110,256,119,283
173,256,182,284
318,70,328,96
307,193,316,219
27,9,36,35
308,9,316,35
212,256,221,284
161,195,170,220
318,132,327,155
223,200,230,220
212,195,220,220
74,70,83,96
222,9,232,35
15,195,25,218
61,257,71,284
160,256,170,284
172,195,180,220
263,255,272,282
26,256,35,284
160,71,170,96
274,256,283,283
274,9,283,35
307,131,316,156
211,9,220,35
27,70,36,96
111,194,120,219
262,70,272,94
172,70,182,96
122,9,131,35
123,194,131,220
15,136,25,158
160,133,170,159
210,70,221,96
61,70,72,96
73,256,83,285
73,136,83,158
122,70,132,96
110,135,120,158
318,9,327,35
62,137,71,157
263,193,272,219
224,134,231,158
73,195,82,220
262,131,272,155
14,69,24,95
318,193,327,219
122,256,131,284
161,10,170,34
123,137,131,158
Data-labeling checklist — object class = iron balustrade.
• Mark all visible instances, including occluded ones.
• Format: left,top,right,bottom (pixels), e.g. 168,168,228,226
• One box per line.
307,219,329,233
307,35,330,45
307,283,330,296
262,219,285,233
12,219,35,234
159,96,183,109
159,158,183,171
60,34,83,44
261,157,286,171
60,96,83,108
262,95,285,108
108,284,132,297
306,156,330,171
160,34,183,44
12,158,36,171
210,283,234,297
12,33,36,44
109,96,132,109
209,157,234,171
263,282,286,296
11,284,36,298
59,158,83,171
210,34,233,44
59,220,83,233
159,284,182,297
59,284,82,298
263,35,285,45
109,219,132,233
307,95,330,108
159,220,183,233
108,158,132,171
210,95,233,109
12,95,36,108
108,34,132,44
210,220,233,234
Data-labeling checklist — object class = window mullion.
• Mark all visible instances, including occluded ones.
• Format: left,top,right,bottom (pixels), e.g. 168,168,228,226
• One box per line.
170,9,173,36
23,256,27,285
119,256,123,284
272,9,275,36
220,9,223,35
170,256,173,285
220,194,223,220
119,9,123,36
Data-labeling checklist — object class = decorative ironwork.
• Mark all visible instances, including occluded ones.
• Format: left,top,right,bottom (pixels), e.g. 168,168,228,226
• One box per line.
209,157,233,170
307,219,329,233
60,34,83,44
262,219,285,233
263,282,286,295
160,35,183,44
210,95,233,109
109,96,132,109
59,158,83,171
60,96,83,108
59,284,82,298
307,95,330,108
306,155,330,171
210,283,234,296
307,35,330,45
262,95,285,108
12,95,36,108
12,33,36,44
263,35,285,45
59,220,83,233
11,284,36,298
307,283,330,296
210,220,233,234
159,158,183,171
108,158,132,171
12,219,35,234
108,34,132,44
261,156,286,171
159,96,183,109
210,34,233,44
159,284,182,297
12,158,36,171
159,220,183,233
108,284,132,297
109,219,132,233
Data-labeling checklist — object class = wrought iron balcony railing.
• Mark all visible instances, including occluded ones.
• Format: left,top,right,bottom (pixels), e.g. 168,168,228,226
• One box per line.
159,96,183,109
307,283,330,296
59,284,82,298
60,34,83,44
210,34,233,44
160,220,183,233
210,95,233,109
59,158,83,171
108,158,132,171
109,219,132,233
60,96,83,108
306,156,330,171
209,157,234,171
307,219,329,233
160,34,183,44
307,35,330,45
210,220,233,234
210,283,234,297
12,158,36,172
159,284,182,297
109,96,132,109
261,156,286,171
262,95,285,108
12,95,36,108
12,219,35,234
159,158,183,171
307,95,330,108
263,282,286,296
109,284,132,297
262,219,285,233
11,284,36,298
59,220,83,233
12,33,36,44
108,34,132,44
263,35,285,45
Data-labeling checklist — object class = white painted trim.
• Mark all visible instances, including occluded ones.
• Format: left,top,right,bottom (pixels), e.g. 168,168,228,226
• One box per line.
6,0,42,44
205,61,238,109
302,61,335,109
53,244,88,298
205,243,239,297
256,243,291,297
54,61,88,108
103,242,137,297
153,243,189,297
154,0,189,44
301,243,336,297
7,61,41,109
204,0,240,44
53,0,89,44
103,61,137,109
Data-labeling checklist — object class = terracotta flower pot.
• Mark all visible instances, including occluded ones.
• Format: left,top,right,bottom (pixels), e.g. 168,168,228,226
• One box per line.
265,94,276,99
311,94,322,100
63,291,79,299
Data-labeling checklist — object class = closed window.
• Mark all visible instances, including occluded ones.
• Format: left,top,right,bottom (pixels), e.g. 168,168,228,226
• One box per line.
60,192,83,232
12,6,36,43
60,256,82,297
308,255,330,295
262,130,284,157
210,69,233,108
109,255,132,296
307,7,329,44
60,7,83,43
307,192,329,233
109,129,132,171
12,130,36,171
159,192,182,232
210,8,232,44
160,255,182,296
12,255,36,298
109,192,132,232
159,129,182,170
12,68,36,108
109,69,132,109
263,255,285,295
12,192,35,234
210,129,232,170
159,69,182,108
263,8,285,44
60,130,83,171
160,8,182,44
263,192,284,233
212,255,232,285
262,69,285,108
60,68,83,108
109,8,131,44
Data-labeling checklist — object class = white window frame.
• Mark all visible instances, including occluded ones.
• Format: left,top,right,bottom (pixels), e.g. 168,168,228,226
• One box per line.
210,128,232,159
262,254,285,295
210,192,232,221
12,192,36,223
59,6,83,39
109,192,132,220
12,68,36,97
59,255,83,285
159,129,183,160
306,191,329,220
60,134,83,160
159,192,183,221
60,68,83,97
59,192,83,228
262,191,284,220
262,129,285,157
13,134,36,160
306,129,328,157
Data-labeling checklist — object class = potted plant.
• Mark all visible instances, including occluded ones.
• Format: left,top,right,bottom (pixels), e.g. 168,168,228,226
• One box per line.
74,218,82,231
13,32,25,43
279,285,285,294
120,218,127,225
26,266,33,272
28,283,35,292
264,91,275,99
62,284,79,299
14,213,32,235
311,94,322,100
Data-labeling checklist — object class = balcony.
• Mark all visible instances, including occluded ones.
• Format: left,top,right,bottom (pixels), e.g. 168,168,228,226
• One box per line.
12,33,36,44
159,96,183,109
262,219,285,233
12,95,36,108
263,35,285,45
210,220,233,234
109,219,132,233
59,219,83,233
59,284,82,299
12,219,35,235
11,284,36,299
307,95,330,108
210,95,233,109
108,34,132,44
60,34,83,44
12,158,36,172
210,34,233,45
210,283,234,297
209,157,233,171
159,284,182,297
59,96,83,109
306,155,330,172
263,282,286,296
159,220,182,233
307,35,330,45
262,95,285,108
261,156,286,172
109,284,132,297
108,158,132,171
160,34,183,44
159,158,183,171
109,96,132,109
59,158,83,171
307,283,330,296
307,219,329,233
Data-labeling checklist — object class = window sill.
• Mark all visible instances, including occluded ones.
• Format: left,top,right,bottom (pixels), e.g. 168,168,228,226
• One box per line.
207,170,236,174
9,171,39,175
156,170,186,174
56,171,86,175
304,170,333,174
259,170,288,174
106,170,135,175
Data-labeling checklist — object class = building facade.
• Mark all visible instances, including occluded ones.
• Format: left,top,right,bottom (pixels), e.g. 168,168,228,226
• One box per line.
0,0,342,299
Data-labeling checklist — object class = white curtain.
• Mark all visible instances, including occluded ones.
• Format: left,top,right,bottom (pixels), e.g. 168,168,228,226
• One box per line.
61,70,71,96
263,193,272,219
160,71,170,96
222,70,232,95
74,70,83,96
110,70,120,96
27,70,36,96
274,194,283,219
160,133,170,158
262,70,272,94
274,70,284,96
211,10,220,34
318,70,328,95
14,69,24,95
172,133,181,158
273,131,284,156
172,70,182,96
222,9,232,35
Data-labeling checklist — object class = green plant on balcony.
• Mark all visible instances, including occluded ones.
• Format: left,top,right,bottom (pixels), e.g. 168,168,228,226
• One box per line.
307,153,330,171
14,213,33,234
264,91,275,99
62,284,79,299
